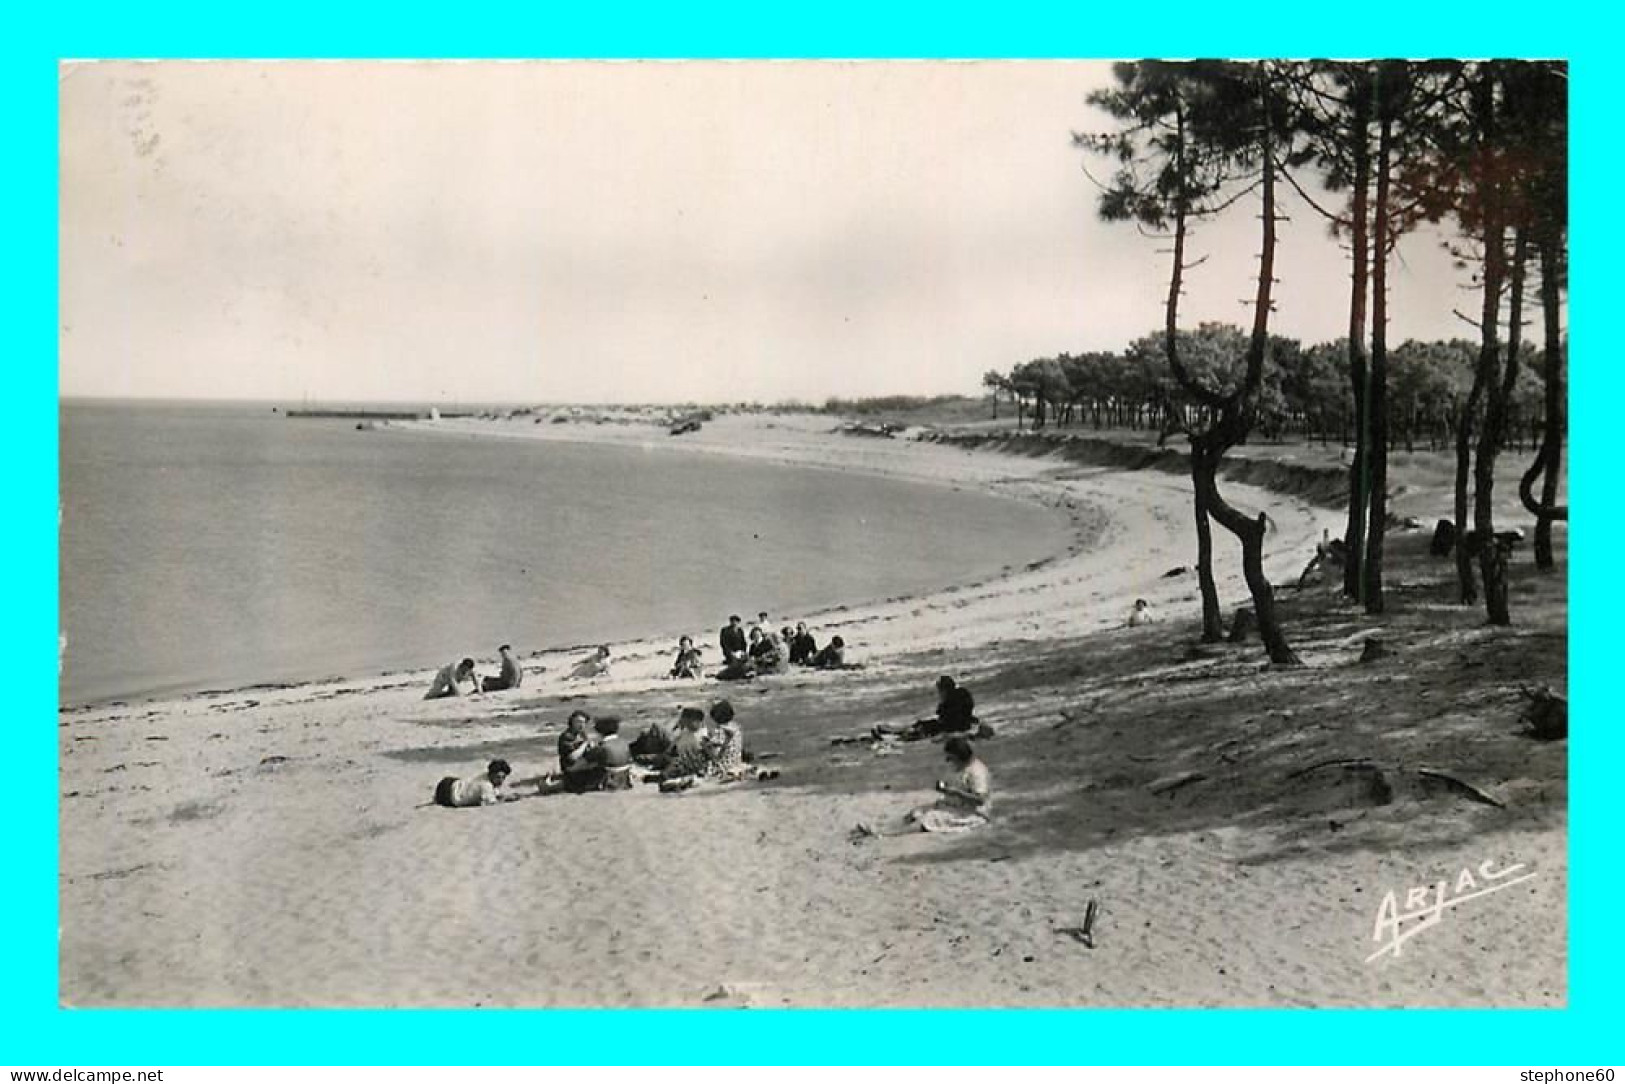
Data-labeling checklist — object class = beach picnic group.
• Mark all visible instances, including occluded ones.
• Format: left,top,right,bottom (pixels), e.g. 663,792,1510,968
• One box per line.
431,695,765,806
419,595,1164,835
421,611,850,699
431,682,991,836
423,610,993,836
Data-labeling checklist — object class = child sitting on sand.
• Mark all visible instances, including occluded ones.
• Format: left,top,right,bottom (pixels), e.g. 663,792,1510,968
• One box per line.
854,737,991,837
669,636,704,679
433,759,519,808
424,658,480,700
1126,598,1158,627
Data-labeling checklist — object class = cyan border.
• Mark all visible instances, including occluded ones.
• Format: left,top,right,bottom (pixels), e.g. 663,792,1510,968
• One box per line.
8,2,1609,1064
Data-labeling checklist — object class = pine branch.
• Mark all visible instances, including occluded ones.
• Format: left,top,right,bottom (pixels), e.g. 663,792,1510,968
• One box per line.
1278,165,1351,227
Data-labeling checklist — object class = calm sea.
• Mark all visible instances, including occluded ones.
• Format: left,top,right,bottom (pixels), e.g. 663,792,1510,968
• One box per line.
59,401,1071,707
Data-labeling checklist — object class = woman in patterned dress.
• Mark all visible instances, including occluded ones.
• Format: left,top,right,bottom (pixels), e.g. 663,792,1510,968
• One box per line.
705,699,746,780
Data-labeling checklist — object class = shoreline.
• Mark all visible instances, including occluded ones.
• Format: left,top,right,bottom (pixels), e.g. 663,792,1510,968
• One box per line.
58,415,1071,711
62,412,1323,714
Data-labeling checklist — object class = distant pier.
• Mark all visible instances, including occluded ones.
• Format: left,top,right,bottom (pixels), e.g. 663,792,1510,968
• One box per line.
284,409,426,421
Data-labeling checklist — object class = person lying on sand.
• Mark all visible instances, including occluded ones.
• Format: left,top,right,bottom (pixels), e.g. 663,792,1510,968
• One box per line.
480,644,526,692
669,636,704,679
873,676,977,741
424,658,479,700
853,737,991,837
568,645,612,680
1126,599,1157,627
433,759,521,808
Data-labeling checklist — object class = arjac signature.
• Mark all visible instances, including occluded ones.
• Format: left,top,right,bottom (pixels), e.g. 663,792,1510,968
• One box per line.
1367,859,1537,963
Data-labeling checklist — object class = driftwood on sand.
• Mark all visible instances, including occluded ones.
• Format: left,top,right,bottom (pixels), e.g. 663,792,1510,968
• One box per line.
1285,759,1505,809
1147,770,1206,796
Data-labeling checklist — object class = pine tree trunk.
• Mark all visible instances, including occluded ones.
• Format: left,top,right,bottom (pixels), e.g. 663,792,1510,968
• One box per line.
1192,448,1224,642
1469,66,1512,625
1454,399,1480,605
1343,76,1372,602
1192,75,1299,666
1476,226,1523,627
1199,464,1300,665
1363,68,1394,615
1241,514,1298,665
1520,230,1565,569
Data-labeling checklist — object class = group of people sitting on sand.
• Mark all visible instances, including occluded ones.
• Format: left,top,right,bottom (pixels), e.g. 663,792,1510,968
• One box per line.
429,672,993,839
545,698,776,793
705,612,850,681
422,611,857,699
430,697,773,806
425,583,1162,828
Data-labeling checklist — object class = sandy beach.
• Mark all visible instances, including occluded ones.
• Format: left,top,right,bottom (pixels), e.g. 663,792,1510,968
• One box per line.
58,413,1567,1007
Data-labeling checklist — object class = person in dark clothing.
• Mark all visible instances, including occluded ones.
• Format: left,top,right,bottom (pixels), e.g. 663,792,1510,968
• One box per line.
812,635,847,669
719,615,748,664
747,626,784,673
630,712,678,761
669,635,704,679
556,710,592,773
565,716,634,792
788,622,818,666
873,676,978,741
479,644,525,692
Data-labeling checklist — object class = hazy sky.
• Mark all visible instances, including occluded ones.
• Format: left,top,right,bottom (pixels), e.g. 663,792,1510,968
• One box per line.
60,61,1476,405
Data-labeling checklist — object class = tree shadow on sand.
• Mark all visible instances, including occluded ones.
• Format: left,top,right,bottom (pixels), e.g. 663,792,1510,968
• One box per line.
761,531,1567,871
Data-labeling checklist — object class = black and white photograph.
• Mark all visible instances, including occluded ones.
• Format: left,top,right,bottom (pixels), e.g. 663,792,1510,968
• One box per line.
57,59,1567,1008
